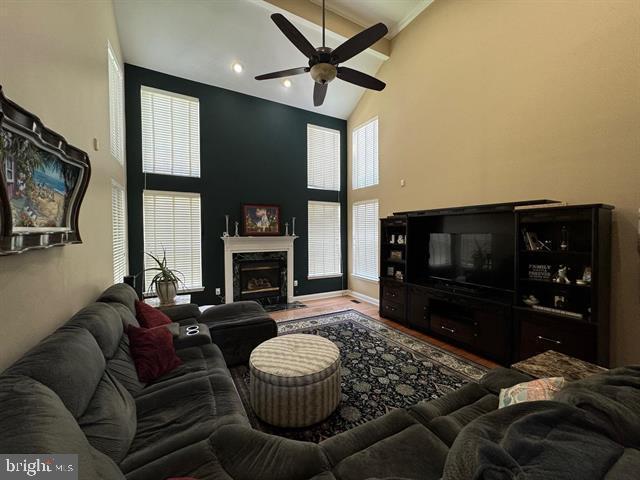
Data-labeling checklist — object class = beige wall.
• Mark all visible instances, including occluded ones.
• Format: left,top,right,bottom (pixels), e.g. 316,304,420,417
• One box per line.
0,1,125,371
348,0,640,366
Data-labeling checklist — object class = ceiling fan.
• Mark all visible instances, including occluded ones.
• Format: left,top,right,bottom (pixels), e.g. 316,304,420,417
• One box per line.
255,0,388,106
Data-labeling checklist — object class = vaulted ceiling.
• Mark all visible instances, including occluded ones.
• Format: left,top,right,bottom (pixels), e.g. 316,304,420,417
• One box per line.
114,0,432,119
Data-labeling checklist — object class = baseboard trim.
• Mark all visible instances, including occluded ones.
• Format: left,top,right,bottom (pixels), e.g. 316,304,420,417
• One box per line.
348,290,380,307
293,290,350,302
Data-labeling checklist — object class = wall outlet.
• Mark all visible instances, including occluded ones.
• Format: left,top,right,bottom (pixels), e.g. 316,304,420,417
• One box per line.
215,287,221,295
294,280,298,287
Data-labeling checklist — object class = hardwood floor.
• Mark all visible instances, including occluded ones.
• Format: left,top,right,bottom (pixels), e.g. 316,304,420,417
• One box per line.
271,295,499,369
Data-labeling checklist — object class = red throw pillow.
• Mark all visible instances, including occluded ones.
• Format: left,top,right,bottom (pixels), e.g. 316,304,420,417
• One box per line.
127,325,182,382
135,300,172,328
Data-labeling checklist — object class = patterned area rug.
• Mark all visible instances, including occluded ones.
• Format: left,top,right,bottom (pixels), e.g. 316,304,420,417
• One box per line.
230,309,488,443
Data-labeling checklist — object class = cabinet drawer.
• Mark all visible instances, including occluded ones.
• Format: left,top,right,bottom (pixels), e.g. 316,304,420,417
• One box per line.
381,299,405,323
518,312,597,362
430,312,477,344
407,286,430,332
382,283,405,304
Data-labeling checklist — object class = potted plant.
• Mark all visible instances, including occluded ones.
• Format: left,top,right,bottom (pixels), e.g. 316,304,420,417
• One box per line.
144,249,184,306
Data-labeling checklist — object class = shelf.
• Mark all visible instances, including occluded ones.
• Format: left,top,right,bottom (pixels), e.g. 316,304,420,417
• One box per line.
385,259,406,264
520,250,590,256
520,278,591,289
383,243,406,247
514,305,593,324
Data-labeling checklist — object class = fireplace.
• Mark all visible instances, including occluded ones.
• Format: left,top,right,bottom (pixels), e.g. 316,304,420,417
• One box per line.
232,251,287,305
238,259,283,301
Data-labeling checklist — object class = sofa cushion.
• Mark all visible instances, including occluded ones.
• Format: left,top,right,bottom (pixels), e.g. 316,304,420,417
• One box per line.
6,328,105,418
135,300,172,328
64,303,123,358
97,283,139,314
107,334,146,395
0,375,125,480
127,325,182,382
120,372,249,474
78,371,136,464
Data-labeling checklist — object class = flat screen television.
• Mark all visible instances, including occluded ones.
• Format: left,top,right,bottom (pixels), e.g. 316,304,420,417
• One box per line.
427,232,514,291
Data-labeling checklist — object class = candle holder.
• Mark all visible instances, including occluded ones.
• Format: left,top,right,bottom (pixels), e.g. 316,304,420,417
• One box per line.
292,217,296,236
285,222,289,236
223,214,230,237
234,221,240,237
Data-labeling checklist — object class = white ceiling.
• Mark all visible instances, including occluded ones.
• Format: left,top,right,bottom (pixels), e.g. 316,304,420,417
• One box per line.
310,0,434,38
114,0,395,119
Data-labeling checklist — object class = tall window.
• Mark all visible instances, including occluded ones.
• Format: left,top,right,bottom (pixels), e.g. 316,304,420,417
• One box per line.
108,42,125,164
307,124,340,191
352,199,379,281
111,181,127,284
308,201,342,278
141,86,200,177
352,117,378,189
143,190,202,292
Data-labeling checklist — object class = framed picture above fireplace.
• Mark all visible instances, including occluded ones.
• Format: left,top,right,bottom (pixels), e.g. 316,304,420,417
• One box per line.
243,204,281,236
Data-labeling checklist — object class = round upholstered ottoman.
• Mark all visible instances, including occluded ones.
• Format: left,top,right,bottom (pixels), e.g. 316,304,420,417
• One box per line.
249,333,341,427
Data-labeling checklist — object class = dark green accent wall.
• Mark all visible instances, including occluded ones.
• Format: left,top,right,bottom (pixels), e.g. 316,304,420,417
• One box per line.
124,64,347,305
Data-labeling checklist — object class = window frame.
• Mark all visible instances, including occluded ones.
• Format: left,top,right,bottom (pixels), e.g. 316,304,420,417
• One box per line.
351,199,380,282
141,85,201,178
307,200,343,279
352,116,379,190
307,123,341,192
108,41,125,164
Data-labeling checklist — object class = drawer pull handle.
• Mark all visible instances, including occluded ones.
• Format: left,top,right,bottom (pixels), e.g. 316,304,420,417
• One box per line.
386,305,396,311
537,335,562,345
441,325,456,334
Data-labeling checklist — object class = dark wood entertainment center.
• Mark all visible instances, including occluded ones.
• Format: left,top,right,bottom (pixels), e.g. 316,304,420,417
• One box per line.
379,201,613,366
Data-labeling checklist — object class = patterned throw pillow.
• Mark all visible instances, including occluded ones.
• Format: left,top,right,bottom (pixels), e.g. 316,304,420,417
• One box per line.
498,377,566,408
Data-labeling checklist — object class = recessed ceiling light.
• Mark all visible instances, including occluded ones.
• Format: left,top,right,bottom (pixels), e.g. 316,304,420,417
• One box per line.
232,62,243,73
282,79,292,88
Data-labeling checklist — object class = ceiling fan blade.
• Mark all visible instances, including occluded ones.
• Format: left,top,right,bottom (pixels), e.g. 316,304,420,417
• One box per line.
255,67,309,80
337,67,386,91
331,23,388,64
313,82,328,106
271,13,317,59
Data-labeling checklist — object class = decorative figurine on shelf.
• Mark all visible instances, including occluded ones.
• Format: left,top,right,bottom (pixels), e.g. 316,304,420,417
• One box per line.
389,234,396,245
554,295,567,309
285,222,289,236
522,294,540,307
292,217,296,236
223,214,230,237
560,225,569,251
394,270,404,281
234,221,240,237
552,265,571,284
397,235,405,245
577,266,592,285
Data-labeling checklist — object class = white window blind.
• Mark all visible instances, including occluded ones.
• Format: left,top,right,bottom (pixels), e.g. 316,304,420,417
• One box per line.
308,201,342,278
352,117,378,189
352,199,379,281
108,43,125,164
141,86,200,177
307,124,340,191
143,190,202,292
111,181,128,284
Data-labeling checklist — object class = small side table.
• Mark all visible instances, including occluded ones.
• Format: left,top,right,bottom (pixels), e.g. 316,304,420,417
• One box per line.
144,294,192,308
512,350,607,382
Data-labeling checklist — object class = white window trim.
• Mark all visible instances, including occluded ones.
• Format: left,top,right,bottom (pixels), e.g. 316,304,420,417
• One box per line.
352,116,379,190
111,180,128,284
351,273,379,283
307,123,341,191
352,199,379,282
141,85,201,178
142,189,203,293
108,41,125,164
307,200,343,279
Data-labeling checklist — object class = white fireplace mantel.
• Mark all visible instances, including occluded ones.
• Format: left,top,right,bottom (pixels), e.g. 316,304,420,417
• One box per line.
221,235,298,304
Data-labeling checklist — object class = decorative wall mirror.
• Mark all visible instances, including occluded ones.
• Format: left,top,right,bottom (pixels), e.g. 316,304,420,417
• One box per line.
0,86,91,255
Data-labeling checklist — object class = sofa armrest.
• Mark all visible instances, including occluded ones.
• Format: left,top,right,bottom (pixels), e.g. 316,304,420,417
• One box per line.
210,425,330,480
173,323,212,349
157,303,201,323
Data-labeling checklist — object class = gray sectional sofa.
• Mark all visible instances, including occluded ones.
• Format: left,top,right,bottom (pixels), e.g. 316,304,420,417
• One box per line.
0,283,638,480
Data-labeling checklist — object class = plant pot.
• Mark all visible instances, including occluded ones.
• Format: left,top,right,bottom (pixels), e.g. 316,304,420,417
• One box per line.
156,280,177,306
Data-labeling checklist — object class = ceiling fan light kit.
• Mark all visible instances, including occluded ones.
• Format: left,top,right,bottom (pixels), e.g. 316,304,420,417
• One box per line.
256,0,388,106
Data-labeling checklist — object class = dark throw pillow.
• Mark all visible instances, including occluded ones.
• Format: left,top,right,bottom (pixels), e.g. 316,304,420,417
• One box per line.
127,325,182,382
135,300,172,328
